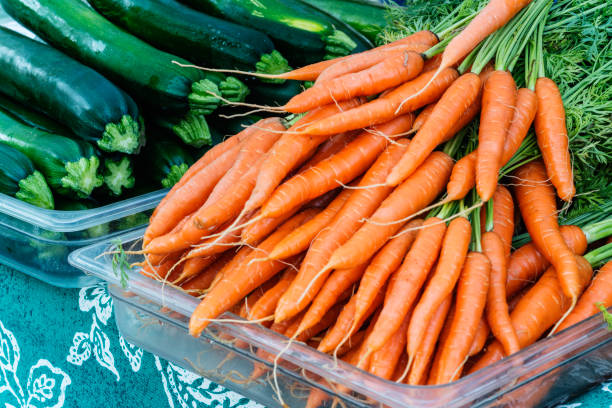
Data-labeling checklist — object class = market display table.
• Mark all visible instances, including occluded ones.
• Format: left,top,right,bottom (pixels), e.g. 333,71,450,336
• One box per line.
0,265,610,408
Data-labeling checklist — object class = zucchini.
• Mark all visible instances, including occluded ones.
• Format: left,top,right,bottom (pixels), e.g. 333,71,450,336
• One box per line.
177,0,373,65
247,79,303,106
0,94,69,135
0,108,103,198
0,0,224,147
0,27,144,154
298,0,387,43
87,0,282,72
0,143,54,209
139,135,195,188
102,156,135,196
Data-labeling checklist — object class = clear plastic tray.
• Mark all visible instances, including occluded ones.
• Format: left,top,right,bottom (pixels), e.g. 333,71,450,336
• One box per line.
69,230,612,407
0,191,165,287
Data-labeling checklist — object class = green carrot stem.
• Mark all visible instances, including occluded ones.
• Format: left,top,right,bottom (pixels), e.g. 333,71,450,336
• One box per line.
584,243,612,267
423,36,452,59
582,218,612,244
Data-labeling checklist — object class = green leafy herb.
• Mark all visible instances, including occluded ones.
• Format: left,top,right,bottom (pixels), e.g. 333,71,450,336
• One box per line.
597,303,612,331
111,239,130,289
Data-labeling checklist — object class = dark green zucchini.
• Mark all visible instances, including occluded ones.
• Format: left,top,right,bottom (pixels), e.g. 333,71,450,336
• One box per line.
0,108,103,198
247,79,303,107
139,136,195,188
177,0,373,65
298,0,387,43
0,27,143,154
0,0,224,147
87,0,282,72
0,143,54,209
0,94,69,135
102,156,135,196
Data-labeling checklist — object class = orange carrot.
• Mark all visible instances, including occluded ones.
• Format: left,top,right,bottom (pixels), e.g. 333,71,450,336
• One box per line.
285,51,424,113
437,0,533,73
470,256,593,373
514,161,580,303
364,217,446,353
268,189,352,260
408,295,452,385
144,145,241,250
204,118,285,206
261,114,415,218
482,231,520,355
318,289,385,353
286,302,345,342
296,264,367,336
247,270,297,321
177,255,218,283
534,77,575,201
183,218,248,260
555,260,612,332
476,71,517,201
316,30,439,83
435,252,490,384
506,225,588,298
386,72,482,186
413,104,436,132
468,317,489,357
245,99,363,212
369,313,411,380
296,131,358,173
303,68,459,136
423,53,443,72
275,139,409,322
238,279,278,318
181,252,233,295
240,208,301,246
189,210,316,336
328,151,453,271
481,185,515,257
407,217,472,361
447,151,477,201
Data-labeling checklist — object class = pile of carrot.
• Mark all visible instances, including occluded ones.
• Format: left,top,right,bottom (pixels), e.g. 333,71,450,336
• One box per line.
135,0,612,405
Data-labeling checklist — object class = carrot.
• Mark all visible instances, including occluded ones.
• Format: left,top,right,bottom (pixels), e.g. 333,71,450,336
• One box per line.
534,77,575,201
328,151,453,271
480,186,515,257
183,218,249,260
140,255,180,281
238,279,277,318
316,30,439,83
261,114,415,218
408,295,452,385
207,244,254,292
468,317,489,357
204,118,285,206
268,189,352,260
247,270,297,321
296,264,367,336
350,218,422,336
318,289,385,353
506,225,588,298
143,145,241,251
470,256,593,373
303,68,460,136
407,216,472,361
482,231,520,355
285,51,424,113
386,73,482,186
181,252,233,295
369,313,411,380
296,131,358,173
286,302,345,342
241,207,301,246
555,259,612,333
189,210,316,336
413,104,436,132
437,0,533,73
363,217,446,353
245,99,363,212
445,88,537,201
476,70,517,201
423,53,443,72
177,255,218,284
514,160,580,303
435,252,490,384
274,139,409,322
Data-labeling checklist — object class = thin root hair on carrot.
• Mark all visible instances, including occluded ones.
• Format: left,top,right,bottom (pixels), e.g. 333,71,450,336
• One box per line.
363,127,404,146
295,264,334,307
334,181,388,190
395,66,443,114
204,90,285,112
361,198,451,226
395,358,412,383
172,60,287,80
548,298,577,337
272,332,301,408
219,109,284,119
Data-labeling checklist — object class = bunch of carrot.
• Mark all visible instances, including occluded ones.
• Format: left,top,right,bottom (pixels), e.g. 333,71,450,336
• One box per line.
134,0,612,404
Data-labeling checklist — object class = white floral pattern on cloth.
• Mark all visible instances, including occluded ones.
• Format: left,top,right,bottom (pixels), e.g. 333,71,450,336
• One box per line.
0,319,71,408
154,357,262,408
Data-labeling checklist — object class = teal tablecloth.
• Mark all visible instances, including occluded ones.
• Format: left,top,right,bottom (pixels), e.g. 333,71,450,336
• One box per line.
0,265,610,408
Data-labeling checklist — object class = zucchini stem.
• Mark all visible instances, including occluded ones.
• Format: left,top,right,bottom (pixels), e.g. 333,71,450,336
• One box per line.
219,76,250,103
162,163,189,189
103,156,135,196
323,29,357,60
173,113,212,148
61,156,103,198
16,170,54,209
99,115,144,154
256,50,292,84
188,79,221,115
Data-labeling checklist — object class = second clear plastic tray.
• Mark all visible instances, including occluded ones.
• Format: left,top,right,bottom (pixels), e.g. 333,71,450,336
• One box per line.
69,230,612,408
